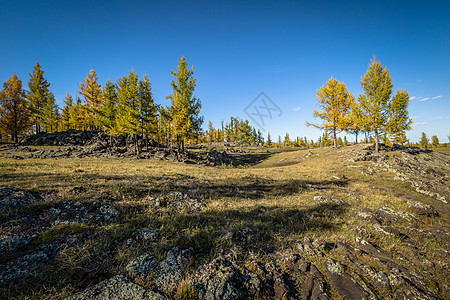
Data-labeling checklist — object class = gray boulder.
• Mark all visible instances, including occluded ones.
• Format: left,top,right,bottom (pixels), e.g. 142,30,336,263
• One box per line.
154,246,194,293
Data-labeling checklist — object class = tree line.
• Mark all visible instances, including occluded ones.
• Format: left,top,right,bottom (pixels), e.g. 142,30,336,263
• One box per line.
0,57,202,154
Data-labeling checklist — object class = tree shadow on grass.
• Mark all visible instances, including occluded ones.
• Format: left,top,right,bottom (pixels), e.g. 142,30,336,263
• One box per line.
230,152,275,167
169,202,349,259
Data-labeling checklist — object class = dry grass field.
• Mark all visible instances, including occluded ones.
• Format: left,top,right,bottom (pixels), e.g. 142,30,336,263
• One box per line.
0,144,449,299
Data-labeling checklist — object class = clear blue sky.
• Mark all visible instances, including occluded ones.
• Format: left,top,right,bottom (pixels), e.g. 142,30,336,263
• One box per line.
1,0,449,143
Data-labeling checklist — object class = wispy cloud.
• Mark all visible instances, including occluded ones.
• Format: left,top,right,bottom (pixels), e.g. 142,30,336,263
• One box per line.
432,95,442,99
418,97,430,102
410,116,418,119
433,116,443,119
410,96,416,100
413,122,427,126
292,107,301,111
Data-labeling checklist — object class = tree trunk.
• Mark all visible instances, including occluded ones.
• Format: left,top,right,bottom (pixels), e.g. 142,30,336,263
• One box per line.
355,132,358,144
14,130,18,144
134,134,139,156
333,129,337,148
374,129,379,153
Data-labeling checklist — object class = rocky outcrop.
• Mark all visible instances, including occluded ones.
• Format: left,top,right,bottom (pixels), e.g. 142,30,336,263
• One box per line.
374,150,450,203
346,144,449,205
206,150,232,166
0,185,42,212
65,275,165,300
22,130,126,147
192,251,296,300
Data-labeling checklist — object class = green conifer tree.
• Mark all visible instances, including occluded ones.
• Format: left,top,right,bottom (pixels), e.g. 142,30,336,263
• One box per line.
61,93,73,130
431,135,439,148
27,61,51,133
41,91,59,132
420,132,429,149
99,79,117,139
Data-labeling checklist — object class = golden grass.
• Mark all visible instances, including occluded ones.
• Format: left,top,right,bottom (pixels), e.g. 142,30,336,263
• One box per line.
0,144,448,299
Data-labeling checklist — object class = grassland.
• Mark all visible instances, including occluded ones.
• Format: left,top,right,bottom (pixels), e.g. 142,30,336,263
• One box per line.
0,144,449,299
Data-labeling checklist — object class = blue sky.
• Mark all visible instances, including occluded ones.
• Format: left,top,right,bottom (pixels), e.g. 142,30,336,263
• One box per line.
1,0,449,143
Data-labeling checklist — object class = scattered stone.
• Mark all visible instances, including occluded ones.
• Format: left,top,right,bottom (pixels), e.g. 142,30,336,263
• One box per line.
69,186,85,195
149,191,205,212
39,200,120,226
313,195,347,206
330,174,347,180
95,202,120,221
361,167,375,176
192,252,295,300
0,186,42,212
235,227,258,243
359,206,418,225
133,228,159,242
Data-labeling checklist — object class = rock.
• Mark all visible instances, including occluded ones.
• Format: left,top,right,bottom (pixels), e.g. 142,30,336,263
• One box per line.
294,237,322,257
69,186,85,195
126,255,158,279
355,237,389,257
133,228,159,242
373,149,450,204
234,227,258,243
361,167,375,175
359,207,417,225
0,186,42,212
313,195,347,206
407,200,439,217
96,203,120,221
158,191,205,212
0,235,32,255
4,155,24,159
39,200,119,226
65,275,166,300
330,174,347,180
206,150,232,166
302,263,329,300
323,258,367,300
0,251,49,286
192,253,266,299
154,246,194,293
